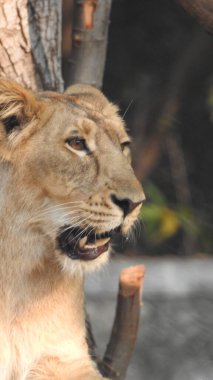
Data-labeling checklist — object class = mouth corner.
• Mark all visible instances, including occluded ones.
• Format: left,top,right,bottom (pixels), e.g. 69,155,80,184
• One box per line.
57,225,121,261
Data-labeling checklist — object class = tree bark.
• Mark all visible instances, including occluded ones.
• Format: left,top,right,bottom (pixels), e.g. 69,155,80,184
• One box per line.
0,0,63,91
177,0,213,33
62,0,75,83
64,0,112,88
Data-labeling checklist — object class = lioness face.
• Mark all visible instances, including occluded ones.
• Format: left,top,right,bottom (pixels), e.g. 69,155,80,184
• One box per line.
0,81,145,273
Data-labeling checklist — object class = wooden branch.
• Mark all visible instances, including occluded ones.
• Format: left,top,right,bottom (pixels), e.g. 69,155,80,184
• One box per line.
64,0,112,88
83,0,98,29
177,0,213,33
99,265,145,380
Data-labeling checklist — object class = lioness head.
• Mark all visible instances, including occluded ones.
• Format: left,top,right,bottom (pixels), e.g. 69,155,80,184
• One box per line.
0,80,145,273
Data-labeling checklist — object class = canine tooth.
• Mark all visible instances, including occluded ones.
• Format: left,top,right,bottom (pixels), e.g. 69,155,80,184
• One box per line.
96,237,110,246
79,236,87,248
85,237,110,249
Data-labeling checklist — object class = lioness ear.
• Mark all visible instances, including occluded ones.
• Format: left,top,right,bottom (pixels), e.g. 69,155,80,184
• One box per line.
64,83,111,113
0,79,39,136
65,83,121,120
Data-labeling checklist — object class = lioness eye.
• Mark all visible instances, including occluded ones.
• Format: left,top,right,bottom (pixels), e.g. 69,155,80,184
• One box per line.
65,137,87,151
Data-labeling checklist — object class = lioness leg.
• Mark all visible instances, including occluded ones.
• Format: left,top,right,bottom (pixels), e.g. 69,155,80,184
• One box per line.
27,357,109,380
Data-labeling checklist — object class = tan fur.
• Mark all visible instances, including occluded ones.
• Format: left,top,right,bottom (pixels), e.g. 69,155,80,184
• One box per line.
0,79,145,380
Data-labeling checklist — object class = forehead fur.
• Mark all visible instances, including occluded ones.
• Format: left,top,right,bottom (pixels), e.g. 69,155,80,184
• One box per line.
0,79,128,153
40,84,128,140
43,84,122,121
65,84,127,140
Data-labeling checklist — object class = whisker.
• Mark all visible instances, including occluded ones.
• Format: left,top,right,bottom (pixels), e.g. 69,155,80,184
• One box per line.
74,225,93,250
45,213,90,236
29,212,81,227
67,219,93,243
73,221,95,242
35,200,83,213
60,215,92,240
31,205,88,222
76,224,96,247
122,99,134,119
32,201,83,217
32,205,82,219
130,219,142,241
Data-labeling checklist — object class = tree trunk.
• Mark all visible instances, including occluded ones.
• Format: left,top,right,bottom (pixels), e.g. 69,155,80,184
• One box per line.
177,0,213,34
0,0,63,91
63,0,112,88
62,0,75,84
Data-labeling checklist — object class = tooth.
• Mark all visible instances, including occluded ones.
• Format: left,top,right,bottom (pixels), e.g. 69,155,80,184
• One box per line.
79,236,87,248
85,237,110,249
96,237,110,246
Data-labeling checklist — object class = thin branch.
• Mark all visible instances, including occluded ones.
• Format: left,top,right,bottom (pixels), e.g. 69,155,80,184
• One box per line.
177,0,213,33
83,0,98,29
99,265,145,380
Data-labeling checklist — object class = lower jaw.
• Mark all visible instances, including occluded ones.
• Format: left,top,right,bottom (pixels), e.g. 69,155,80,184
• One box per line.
65,242,109,261
59,248,110,275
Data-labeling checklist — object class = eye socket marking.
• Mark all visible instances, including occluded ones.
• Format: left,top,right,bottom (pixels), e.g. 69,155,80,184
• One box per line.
121,140,131,156
121,141,131,150
65,137,89,152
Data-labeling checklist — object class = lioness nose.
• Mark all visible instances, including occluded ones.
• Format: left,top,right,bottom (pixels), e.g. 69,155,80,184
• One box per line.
111,194,143,217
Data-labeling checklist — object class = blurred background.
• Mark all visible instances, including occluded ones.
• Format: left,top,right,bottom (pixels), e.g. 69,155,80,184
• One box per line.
85,1,213,379
103,0,213,257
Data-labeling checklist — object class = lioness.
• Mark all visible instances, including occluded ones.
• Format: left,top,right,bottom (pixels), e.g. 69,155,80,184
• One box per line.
0,79,145,380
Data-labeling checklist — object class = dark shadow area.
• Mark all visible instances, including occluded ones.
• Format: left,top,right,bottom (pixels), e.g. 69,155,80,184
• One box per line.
103,0,213,256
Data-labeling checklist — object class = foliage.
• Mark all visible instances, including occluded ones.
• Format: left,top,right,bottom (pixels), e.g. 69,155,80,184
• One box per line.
140,182,199,246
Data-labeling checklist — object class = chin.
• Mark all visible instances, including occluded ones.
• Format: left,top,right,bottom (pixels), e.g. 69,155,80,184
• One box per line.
55,248,110,276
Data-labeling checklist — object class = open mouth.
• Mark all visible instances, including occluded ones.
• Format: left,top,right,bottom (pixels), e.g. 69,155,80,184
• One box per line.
57,226,120,261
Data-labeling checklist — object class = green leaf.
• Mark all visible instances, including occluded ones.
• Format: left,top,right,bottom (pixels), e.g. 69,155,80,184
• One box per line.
144,182,166,206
